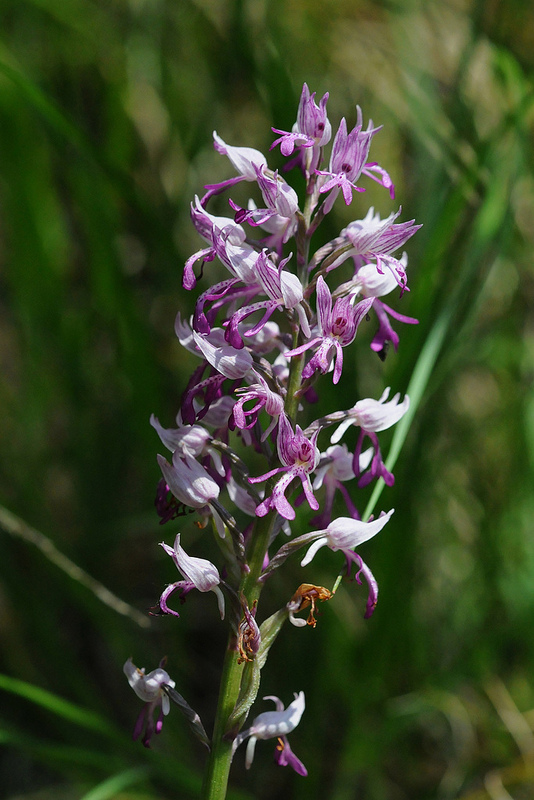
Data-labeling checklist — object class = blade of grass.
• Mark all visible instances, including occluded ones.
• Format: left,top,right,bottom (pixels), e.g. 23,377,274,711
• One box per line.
0,673,120,739
0,725,125,771
79,767,150,800
0,504,150,628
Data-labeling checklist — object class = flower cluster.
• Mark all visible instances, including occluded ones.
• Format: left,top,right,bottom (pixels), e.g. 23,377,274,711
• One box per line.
125,83,420,782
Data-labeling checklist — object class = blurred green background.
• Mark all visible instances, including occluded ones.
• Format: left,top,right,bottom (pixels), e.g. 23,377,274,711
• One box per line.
1,0,533,798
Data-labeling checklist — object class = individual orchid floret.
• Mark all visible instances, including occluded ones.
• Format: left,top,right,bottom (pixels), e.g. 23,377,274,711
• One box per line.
176,324,252,417
331,388,410,487
183,196,247,290
286,583,333,628
232,370,285,440
225,250,310,350
271,83,331,177
232,692,307,776
250,413,320,521
331,388,410,441
300,510,394,618
124,657,175,747
192,330,254,379
157,451,220,511
284,276,373,384
317,109,389,213
231,165,299,245
327,207,422,292
159,533,225,619
300,510,394,566
334,254,419,357
213,132,268,180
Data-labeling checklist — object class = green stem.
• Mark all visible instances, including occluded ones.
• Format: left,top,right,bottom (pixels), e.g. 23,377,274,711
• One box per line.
285,351,305,422
200,510,277,800
201,212,312,799
200,635,243,800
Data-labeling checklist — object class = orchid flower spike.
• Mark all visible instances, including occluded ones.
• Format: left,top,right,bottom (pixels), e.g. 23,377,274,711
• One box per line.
232,692,307,776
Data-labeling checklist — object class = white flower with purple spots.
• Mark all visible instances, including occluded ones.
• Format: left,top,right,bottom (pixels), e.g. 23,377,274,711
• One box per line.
249,413,320,521
284,275,373,384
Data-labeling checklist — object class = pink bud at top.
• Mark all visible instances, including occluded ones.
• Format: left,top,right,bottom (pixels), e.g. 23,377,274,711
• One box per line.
270,83,330,171
296,83,331,145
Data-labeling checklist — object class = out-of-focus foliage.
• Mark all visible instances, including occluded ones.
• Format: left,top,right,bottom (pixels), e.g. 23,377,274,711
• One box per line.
0,1,533,798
